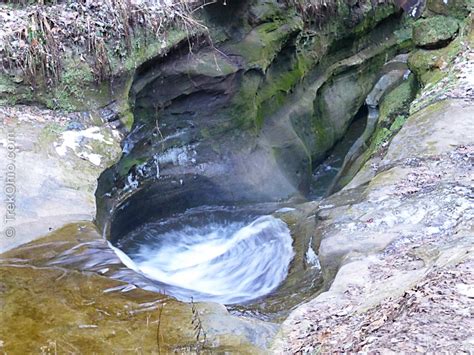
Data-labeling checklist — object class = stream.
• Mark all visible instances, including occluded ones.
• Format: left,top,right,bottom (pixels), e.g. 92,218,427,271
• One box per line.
108,102,385,308
111,206,294,304
310,106,368,199
0,0,438,351
102,45,410,315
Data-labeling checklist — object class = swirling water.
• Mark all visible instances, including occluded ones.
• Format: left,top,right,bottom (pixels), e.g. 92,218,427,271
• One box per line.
112,207,294,304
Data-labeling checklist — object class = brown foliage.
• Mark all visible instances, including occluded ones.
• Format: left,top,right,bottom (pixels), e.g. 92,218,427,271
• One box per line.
1,0,203,86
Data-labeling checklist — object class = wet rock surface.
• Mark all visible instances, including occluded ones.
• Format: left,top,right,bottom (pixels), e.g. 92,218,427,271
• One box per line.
273,30,474,352
0,223,277,353
95,0,409,236
0,106,122,253
0,2,472,354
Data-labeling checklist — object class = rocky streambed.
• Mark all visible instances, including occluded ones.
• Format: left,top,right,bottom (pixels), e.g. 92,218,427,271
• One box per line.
0,0,473,353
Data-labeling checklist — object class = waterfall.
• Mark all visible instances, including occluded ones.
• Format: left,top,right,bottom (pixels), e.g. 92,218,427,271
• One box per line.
111,209,294,304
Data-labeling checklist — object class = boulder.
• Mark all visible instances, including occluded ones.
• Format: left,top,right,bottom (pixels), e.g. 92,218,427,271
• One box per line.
426,0,472,18
412,15,459,49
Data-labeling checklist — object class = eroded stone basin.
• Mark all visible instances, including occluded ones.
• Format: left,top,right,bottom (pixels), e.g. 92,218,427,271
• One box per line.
0,222,278,353
111,205,294,304
97,47,412,319
106,196,324,319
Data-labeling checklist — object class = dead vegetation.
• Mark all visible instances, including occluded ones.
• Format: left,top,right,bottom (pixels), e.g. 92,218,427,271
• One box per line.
340,258,473,353
285,0,338,26
0,0,204,86
287,242,473,354
0,0,392,89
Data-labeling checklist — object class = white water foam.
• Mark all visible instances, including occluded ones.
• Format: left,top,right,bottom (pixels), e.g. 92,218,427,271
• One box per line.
113,215,294,304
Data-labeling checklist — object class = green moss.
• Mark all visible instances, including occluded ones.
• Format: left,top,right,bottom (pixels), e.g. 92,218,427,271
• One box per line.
249,0,283,23
229,1,375,131
426,0,472,19
368,113,408,154
394,17,415,50
371,127,391,150
424,69,447,87
0,75,16,97
2,25,190,125
262,54,309,96
390,115,407,132
228,71,262,130
228,40,316,132
38,122,66,146
229,15,303,70
379,75,418,124
254,53,311,127
46,30,190,113
120,110,134,132
230,12,338,132
41,60,97,111
408,50,437,84
389,114,407,131
117,156,149,177
412,15,459,48
120,29,189,73
366,73,417,157
353,3,397,37
408,34,463,86
0,74,36,105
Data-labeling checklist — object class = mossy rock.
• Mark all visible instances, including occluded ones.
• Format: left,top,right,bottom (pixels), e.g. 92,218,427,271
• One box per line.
412,16,459,49
352,3,398,37
365,74,418,159
379,75,418,124
228,71,262,130
426,0,472,19
0,75,16,97
0,73,36,105
408,34,463,85
228,15,303,71
248,0,283,24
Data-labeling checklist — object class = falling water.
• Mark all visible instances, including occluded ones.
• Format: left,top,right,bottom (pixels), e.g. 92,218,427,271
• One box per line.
111,207,294,304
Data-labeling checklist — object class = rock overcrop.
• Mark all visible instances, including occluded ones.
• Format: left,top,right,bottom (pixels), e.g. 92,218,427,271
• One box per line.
412,15,459,48
273,21,474,353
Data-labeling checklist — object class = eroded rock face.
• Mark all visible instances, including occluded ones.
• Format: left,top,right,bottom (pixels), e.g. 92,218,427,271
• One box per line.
328,53,412,194
87,4,414,327
273,32,474,352
0,106,122,253
95,0,409,242
412,15,459,49
0,0,471,353
275,108,473,352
